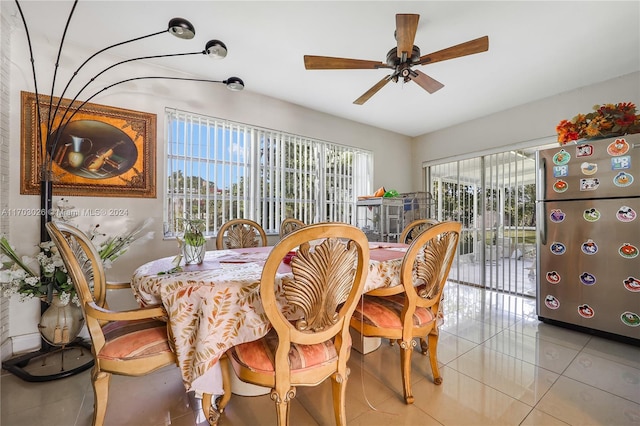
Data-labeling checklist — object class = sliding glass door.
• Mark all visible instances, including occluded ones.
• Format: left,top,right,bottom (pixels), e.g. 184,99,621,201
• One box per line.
427,150,537,297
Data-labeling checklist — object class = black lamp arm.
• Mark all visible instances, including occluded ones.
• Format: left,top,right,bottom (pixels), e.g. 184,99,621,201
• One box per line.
46,0,78,144
46,76,240,166
14,0,46,163
47,50,208,157
50,29,168,132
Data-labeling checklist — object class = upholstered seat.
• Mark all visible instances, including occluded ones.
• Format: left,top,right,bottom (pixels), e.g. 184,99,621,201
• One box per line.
99,318,172,361
351,221,461,404
353,292,435,329
229,328,341,374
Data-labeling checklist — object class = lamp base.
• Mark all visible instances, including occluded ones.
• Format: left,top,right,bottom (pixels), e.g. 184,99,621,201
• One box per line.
1,338,93,382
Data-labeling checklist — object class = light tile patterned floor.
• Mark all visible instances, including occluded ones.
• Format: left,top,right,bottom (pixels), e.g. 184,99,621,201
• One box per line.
2,283,639,425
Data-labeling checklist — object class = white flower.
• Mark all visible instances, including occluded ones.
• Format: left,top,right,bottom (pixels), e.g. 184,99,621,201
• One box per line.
0,270,13,283
24,276,39,286
58,291,70,305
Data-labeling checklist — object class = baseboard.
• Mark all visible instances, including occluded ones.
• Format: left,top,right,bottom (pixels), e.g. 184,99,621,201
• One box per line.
5,332,42,358
0,339,13,362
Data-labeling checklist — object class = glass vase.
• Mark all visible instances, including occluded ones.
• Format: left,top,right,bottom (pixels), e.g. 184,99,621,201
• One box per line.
183,242,205,265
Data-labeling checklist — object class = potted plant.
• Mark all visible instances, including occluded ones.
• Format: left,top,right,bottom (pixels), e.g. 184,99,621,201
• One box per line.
178,217,206,265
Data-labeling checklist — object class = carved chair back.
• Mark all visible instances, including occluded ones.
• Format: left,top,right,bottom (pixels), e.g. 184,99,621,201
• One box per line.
216,218,267,249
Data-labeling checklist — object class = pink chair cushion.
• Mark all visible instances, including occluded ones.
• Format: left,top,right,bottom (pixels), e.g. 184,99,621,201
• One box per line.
99,319,172,361
352,294,435,329
229,329,339,374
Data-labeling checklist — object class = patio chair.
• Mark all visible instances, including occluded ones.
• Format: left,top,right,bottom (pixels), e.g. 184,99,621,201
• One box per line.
350,221,461,404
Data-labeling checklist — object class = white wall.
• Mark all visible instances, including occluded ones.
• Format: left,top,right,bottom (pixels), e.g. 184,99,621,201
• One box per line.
411,71,640,188
3,24,413,352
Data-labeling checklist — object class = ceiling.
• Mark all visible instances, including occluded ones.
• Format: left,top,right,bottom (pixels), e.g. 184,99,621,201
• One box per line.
8,1,640,137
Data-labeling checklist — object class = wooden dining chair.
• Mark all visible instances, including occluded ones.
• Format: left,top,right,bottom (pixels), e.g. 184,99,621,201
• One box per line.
350,221,461,404
279,218,305,239
399,218,440,245
216,218,267,249
45,221,178,426
227,222,370,426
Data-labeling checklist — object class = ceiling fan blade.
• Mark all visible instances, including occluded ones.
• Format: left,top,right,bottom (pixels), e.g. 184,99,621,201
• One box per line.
409,70,444,94
304,55,388,70
353,75,392,105
416,35,489,66
396,14,419,59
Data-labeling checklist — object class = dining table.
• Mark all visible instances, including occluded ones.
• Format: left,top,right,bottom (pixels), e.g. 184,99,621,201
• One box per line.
130,241,409,396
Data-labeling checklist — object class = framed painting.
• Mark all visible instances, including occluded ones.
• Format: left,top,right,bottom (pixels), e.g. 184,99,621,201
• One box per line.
20,91,157,198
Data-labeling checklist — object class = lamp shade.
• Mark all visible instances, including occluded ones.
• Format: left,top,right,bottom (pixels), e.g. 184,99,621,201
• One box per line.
168,17,196,39
205,40,228,59
225,77,244,91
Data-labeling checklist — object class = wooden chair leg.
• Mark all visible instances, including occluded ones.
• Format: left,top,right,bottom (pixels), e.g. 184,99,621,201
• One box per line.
271,387,295,426
92,369,111,426
202,354,232,425
331,373,348,426
419,337,428,355
428,332,442,385
399,341,415,404
217,354,232,413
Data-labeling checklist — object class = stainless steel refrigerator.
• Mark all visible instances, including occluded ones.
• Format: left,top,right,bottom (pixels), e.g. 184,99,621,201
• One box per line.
536,133,640,343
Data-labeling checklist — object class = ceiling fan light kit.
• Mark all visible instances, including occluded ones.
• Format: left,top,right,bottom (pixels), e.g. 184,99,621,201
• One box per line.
304,13,489,104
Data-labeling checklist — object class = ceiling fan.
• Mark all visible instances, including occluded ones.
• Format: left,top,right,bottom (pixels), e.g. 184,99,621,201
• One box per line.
303,14,489,105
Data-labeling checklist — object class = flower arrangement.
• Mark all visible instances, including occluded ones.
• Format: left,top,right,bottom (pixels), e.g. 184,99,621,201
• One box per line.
556,102,640,145
0,238,73,304
0,218,153,305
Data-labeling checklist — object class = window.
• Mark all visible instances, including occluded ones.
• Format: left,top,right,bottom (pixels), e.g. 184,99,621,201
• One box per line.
164,109,373,237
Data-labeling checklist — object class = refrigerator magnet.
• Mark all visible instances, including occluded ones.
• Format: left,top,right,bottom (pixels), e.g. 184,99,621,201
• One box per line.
583,208,601,222
550,209,565,222
578,304,595,319
544,295,560,310
620,312,640,327
619,243,638,258
546,271,561,284
623,276,640,292
607,138,630,156
581,239,598,255
611,155,631,171
580,162,597,175
552,149,571,165
576,144,593,157
550,242,566,255
553,180,568,193
580,178,600,191
613,172,634,187
579,272,596,286
617,206,637,222
553,165,568,177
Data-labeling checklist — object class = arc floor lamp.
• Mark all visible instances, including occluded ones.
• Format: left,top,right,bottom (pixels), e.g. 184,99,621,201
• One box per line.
3,0,244,382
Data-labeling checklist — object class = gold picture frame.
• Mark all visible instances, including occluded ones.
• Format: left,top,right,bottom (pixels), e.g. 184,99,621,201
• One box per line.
20,91,157,198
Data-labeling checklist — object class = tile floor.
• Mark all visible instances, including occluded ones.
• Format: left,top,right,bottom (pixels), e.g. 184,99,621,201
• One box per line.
2,283,639,426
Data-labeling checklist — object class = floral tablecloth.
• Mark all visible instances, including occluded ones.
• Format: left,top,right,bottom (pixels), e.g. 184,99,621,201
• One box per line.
130,243,407,393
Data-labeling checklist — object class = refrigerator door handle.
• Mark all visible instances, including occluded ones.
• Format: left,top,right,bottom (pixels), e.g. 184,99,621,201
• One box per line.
538,201,547,246
536,153,547,245
537,155,547,201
